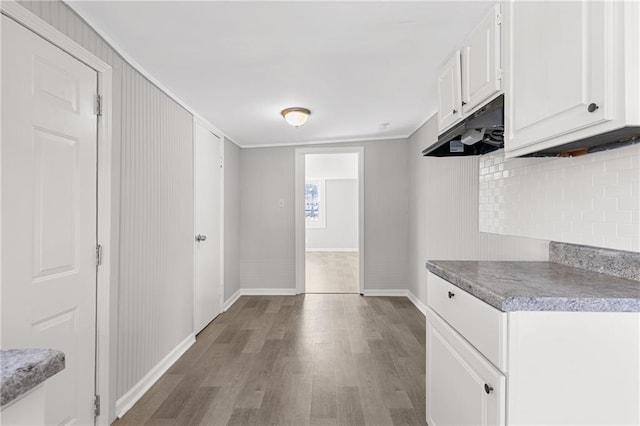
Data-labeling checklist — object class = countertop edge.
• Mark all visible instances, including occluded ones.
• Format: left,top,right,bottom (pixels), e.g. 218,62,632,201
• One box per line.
1,349,65,407
425,261,640,313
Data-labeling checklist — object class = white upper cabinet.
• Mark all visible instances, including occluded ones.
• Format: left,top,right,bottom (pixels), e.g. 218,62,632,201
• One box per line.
437,5,503,134
505,0,639,157
437,50,463,132
462,4,502,114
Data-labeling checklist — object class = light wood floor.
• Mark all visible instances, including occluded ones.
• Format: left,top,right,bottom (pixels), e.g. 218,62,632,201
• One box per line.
114,295,427,426
305,252,359,293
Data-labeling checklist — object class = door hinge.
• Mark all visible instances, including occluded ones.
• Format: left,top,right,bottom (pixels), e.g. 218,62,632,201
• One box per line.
94,94,103,116
96,244,103,267
496,68,503,81
94,394,101,416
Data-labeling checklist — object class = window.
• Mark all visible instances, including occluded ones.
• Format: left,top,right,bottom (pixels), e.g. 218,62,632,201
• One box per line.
305,179,326,228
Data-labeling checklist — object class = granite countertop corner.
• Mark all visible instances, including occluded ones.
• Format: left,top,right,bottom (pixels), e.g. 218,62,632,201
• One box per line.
1,349,65,407
425,259,640,312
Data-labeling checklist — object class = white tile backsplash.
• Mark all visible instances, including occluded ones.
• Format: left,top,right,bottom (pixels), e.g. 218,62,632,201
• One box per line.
479,144,640,251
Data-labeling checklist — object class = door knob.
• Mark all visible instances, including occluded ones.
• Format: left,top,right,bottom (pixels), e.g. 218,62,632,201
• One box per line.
195,234,207,242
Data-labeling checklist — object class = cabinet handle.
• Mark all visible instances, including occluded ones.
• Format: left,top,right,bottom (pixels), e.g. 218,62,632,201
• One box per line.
461,101,467,106
448,291,455,299
484,384,494,394
452,109,458,114
587,103,599,113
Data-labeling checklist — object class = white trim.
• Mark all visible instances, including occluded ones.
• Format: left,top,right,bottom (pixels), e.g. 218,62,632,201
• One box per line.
361,289,427,315
223,289,242,312
362,289,409,297
64,1,230,146
242,135,408,149
241,288,297,296
295,146,365,295
115,333,195,419
407,290,427,316
218,129,226,317
0,2,115,423
305,248,359,252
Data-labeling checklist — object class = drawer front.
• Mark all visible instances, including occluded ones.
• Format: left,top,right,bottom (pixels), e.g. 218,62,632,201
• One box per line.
427,271,507,370
426,307,506,426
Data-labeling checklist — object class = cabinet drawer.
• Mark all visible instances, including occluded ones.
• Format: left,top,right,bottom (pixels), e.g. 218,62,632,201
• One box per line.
427,272,507,370
426,307,506,426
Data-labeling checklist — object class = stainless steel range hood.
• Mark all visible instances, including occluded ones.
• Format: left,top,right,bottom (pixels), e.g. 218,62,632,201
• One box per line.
422,95,504,157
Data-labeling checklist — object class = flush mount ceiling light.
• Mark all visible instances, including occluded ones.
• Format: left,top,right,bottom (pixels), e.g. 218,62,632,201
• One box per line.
281,107,311,127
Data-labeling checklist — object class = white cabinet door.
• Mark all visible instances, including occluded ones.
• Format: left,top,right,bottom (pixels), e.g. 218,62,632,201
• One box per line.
426,308,505,426
462,4,501,114
506,0,617,155
437,50,463,132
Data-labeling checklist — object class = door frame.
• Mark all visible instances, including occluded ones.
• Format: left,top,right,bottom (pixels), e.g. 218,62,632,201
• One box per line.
0,2,114,424
192,117,225,331
294,146,365,294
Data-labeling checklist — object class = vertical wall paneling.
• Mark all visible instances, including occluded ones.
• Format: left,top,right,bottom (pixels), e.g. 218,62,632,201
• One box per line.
16,1,196,420
407,115,549,306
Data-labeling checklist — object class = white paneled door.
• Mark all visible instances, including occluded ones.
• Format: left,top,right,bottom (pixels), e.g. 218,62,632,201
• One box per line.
1,15,98,425
194,122,223,334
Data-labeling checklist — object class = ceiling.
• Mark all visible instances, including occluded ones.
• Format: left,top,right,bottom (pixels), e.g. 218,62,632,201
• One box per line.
68,1,494,147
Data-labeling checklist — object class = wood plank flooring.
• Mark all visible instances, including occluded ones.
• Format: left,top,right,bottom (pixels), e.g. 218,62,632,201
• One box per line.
114,295,426,426
305,252,359,293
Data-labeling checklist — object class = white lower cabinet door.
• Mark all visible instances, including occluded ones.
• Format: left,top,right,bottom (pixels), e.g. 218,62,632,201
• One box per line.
426,308,505,426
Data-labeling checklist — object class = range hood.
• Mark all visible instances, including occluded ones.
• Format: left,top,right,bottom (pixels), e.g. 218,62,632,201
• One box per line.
423,95,504,157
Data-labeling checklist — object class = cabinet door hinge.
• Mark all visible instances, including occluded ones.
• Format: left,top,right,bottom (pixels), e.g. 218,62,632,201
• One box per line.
94,394,101,416
94,94,103,116
496,68,503,81
496,11,502,25
96,244,103,267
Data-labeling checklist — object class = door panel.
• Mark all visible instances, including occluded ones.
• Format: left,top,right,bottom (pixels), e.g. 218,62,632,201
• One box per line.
1,15,98,425
194,122,223,334
462,5,501,113
426,308,505,426
507,0,610,150
437,50,462,132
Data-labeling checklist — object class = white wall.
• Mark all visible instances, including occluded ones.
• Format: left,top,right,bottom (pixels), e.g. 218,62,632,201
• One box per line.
17,1,196,420
306,153,358,180
479,145,640,252
407,115,549,305
223,138,241,301
240,139,409,291
306,179,358,250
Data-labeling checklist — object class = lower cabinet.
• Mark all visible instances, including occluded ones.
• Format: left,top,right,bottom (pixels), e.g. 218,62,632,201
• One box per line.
426,271,640,425
426,308,505,426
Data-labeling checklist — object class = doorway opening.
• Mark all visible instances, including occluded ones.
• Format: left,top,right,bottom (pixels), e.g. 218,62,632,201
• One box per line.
295,148,364,294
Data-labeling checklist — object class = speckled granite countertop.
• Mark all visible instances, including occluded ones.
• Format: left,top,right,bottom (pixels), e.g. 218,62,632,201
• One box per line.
426,261,640,312
1,349,65,407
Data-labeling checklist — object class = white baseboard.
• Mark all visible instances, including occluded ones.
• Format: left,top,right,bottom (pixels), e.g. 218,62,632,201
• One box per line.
115,333,195,418
223,289,241,312
305,248,359,252
362,288,426,316
407,290,427,316
362,289,408,297
241,288,297,296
